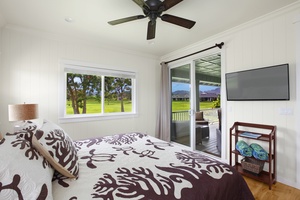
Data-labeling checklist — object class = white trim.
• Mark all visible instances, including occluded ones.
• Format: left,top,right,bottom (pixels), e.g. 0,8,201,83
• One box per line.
59,113,138,123
190,61,196,151
293,14,300,190
59,59,137,123
220,46,227,162
277,176,299,190
61,59,135,78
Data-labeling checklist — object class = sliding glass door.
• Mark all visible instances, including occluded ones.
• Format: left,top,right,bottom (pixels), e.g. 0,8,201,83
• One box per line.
170,64,193,147
170,53,222,157
194,53,221,157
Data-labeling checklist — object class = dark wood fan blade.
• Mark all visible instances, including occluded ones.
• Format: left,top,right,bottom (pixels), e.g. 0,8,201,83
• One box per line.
147,21,156,40
162,0,183,11
108,15,146,25
132,0,149,9
161,14,195,29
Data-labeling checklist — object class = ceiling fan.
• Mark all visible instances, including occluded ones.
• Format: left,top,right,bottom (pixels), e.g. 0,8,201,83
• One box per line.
108,0,196,40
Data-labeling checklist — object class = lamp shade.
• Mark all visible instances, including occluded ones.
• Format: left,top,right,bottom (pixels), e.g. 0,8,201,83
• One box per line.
8,104,38,121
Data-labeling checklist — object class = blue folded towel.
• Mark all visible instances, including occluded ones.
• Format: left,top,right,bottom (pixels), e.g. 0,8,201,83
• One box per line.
250,143,268,160
236,140,253,157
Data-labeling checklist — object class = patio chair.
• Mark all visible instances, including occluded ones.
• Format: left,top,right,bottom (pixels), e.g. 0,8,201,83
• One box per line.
195,111,209,144
195,111,209,126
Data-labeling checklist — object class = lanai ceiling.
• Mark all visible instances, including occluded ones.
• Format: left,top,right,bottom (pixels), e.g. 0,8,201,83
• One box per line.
171,53,221,86
0,0,298,57
195,53,221,79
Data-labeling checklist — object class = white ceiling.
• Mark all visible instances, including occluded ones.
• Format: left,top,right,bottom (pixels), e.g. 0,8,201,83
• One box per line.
0,0,298,57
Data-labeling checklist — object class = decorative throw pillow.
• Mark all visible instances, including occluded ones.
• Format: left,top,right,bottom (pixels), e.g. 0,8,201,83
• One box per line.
250,143,269,160
0,131,54,200
32,119,79,178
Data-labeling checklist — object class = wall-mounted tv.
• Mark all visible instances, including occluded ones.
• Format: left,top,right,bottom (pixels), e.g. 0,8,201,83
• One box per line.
225,64,290,101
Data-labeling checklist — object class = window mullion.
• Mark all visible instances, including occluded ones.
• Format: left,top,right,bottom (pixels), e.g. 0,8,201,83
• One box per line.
101,75,105,114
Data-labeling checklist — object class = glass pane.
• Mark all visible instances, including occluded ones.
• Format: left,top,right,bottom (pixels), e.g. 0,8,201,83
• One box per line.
104,76,132,113
66,73,102,114
171,64,191,147
194,53,221,157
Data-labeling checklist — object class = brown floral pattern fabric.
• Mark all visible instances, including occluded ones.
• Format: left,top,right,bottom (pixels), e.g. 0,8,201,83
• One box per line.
0,128,54,200
52,133,254,200
34,120,79,178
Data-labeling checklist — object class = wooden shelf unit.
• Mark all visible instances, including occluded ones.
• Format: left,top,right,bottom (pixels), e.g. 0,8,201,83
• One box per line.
229,122,276,189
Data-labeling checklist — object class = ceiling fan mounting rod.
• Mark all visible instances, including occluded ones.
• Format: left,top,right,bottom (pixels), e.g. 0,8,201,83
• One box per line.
146,0,163,10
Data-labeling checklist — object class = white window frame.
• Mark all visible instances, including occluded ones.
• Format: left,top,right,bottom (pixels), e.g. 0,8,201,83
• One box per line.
59,60,137,123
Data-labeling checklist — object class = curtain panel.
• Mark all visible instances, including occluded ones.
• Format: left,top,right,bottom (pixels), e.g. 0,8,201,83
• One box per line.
156,62,171,141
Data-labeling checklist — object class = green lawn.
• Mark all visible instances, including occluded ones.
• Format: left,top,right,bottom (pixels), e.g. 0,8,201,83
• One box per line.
66,99,214,114
172,101,214,111
66,99,132,114
172,101,218,122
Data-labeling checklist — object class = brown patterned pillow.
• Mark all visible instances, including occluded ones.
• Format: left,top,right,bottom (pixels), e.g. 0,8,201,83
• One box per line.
33,120,79,178
0,131,54,199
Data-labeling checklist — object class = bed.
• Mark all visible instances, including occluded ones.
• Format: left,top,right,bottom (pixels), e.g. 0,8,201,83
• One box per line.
0,120,254,200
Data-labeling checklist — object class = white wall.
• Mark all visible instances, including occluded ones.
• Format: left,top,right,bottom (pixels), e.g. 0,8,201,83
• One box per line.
0,26,160,140
0,12,5,28
161,3,300,189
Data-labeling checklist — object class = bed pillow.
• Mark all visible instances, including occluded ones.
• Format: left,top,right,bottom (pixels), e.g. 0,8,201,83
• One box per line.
0,131,54,200
250,143,269,160
32,119,79,178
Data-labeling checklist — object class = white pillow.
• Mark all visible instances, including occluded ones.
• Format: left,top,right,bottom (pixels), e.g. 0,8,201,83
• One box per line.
0,131,54,200
33,119,79,178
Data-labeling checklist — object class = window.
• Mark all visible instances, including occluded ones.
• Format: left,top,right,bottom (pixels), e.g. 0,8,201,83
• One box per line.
59,60,136,123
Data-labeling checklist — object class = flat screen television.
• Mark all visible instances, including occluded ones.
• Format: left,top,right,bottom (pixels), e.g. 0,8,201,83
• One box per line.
225,64,290,101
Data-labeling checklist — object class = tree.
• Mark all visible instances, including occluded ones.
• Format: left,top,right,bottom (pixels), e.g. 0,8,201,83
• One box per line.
104,77,114,105
105,77,132,112
212,95,220,108
67,73,101,114
67,73,131,114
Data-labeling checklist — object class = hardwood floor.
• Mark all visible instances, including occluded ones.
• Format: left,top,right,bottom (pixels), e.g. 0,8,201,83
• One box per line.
173,122,300,199
243,176,300,200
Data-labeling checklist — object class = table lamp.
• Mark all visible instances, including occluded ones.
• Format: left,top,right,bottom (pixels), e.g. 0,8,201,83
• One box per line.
8,103,38,131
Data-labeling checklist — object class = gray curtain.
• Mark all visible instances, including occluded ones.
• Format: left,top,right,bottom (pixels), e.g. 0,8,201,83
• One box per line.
156,62,171,141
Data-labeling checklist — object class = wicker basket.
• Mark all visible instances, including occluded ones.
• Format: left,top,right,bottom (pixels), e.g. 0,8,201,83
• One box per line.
241,157,265,174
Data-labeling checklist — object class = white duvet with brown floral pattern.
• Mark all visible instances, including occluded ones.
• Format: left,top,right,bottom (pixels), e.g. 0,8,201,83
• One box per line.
52,133,254,200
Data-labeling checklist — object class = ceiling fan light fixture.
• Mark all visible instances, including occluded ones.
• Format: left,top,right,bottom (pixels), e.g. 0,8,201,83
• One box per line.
65,17,74,23
148,40,155,45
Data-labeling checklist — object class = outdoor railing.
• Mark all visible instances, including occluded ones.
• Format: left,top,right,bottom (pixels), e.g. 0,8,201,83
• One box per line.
172,109,219,124
172,111,190,121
